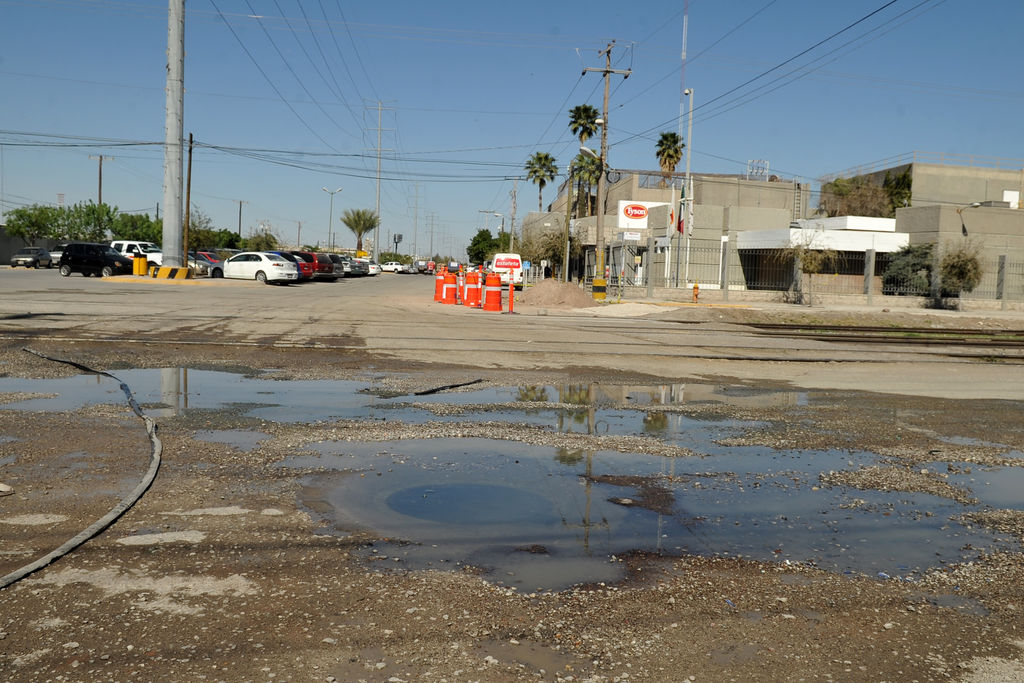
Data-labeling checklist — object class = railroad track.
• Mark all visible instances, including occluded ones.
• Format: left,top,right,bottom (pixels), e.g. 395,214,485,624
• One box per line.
748,323,1024,348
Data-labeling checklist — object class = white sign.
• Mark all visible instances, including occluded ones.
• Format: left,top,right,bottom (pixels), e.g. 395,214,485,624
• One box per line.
619,231,642,242
617,200,668,230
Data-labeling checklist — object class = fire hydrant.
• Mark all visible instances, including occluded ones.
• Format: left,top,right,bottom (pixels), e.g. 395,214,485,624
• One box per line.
692,281,700,303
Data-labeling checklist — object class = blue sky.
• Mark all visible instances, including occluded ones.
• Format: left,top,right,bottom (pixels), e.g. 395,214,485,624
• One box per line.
1,0,1022,256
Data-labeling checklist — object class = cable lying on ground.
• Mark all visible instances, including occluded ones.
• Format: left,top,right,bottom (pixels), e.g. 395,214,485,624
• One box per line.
0,349,162,590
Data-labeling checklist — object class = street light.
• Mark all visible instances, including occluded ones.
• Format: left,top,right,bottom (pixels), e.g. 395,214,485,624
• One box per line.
957,201,982,236
682,87,694,285
322,187,342,250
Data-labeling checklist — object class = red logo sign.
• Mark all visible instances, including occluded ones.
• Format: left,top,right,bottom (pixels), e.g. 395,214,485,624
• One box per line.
623,204,648,219
494,257,521,269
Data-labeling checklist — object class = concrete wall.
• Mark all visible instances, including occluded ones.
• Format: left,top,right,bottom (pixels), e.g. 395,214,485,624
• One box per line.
910,163,1024,208
896,204,1024,259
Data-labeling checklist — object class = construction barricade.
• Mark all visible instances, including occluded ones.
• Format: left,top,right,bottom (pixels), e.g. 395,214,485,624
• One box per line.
434,269,445,302
464,271,481,308
481,272,502,312
442,272,458,304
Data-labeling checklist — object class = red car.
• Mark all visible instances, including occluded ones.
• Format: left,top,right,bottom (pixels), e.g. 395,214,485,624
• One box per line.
274,251,314,280
313,253,339,281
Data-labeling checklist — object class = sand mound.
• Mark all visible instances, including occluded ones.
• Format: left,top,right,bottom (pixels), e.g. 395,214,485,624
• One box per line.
521,279,597,308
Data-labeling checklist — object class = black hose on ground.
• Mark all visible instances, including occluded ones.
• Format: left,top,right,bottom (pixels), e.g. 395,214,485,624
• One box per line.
0,349,162,590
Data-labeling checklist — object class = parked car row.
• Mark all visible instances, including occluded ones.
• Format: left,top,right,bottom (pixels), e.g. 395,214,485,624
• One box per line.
9,242,386,284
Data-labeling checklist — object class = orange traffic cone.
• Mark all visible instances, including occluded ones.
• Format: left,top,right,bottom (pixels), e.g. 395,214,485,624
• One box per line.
481,272,503,312
442,272,458,304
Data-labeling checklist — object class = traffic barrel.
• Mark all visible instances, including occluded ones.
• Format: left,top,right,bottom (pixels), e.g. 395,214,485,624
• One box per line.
464,271,481,308
442,272,458,304
481,272,503,312
434,270,445,302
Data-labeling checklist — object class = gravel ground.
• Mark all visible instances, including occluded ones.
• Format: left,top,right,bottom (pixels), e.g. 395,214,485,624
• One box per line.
2,322,1024,681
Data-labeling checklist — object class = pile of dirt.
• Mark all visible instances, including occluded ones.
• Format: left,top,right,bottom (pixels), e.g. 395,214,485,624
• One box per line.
520,278,597,308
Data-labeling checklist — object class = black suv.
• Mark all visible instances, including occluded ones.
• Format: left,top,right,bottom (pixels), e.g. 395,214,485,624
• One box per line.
58,242,133,277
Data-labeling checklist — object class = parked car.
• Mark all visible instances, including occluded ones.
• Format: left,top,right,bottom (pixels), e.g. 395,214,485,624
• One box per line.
269,251,312,281
358,259,381,276
196,250,222,264
346,256,369,277
187,251,218,276
328,253,350,277
287,251,318,281
58,242,134,277
381,261,404,273
110,240,163,266
402,262,417,274
222,252,298,284
49,243,67,264
312,253,338,281
10,246,53,268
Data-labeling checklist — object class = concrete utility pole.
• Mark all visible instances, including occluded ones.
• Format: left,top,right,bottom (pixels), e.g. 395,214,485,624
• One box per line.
369,100,394,260
583,41,630,299
411,182,420,258
88,155,114,206
162,0,185,267
509,182,518,252
236,200,248,236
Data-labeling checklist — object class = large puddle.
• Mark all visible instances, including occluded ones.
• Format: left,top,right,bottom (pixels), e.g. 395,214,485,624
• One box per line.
2,368,1022,591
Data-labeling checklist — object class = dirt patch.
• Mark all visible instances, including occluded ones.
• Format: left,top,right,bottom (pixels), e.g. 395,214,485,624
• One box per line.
520,279,597,309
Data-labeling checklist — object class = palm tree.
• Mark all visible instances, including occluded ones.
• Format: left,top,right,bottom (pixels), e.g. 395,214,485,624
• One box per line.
655,132,684,187
340,208,379,253
573,152,602,218
568,105,600,217
568,104,599,145
525,152,557,213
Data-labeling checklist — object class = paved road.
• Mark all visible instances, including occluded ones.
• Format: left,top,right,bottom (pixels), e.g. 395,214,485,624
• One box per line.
1,268,1022,400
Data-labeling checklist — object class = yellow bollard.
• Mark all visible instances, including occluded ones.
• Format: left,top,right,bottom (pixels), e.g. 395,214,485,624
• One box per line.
692,281,699,303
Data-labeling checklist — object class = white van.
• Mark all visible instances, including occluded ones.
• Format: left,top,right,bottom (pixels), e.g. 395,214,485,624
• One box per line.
490,253,523,289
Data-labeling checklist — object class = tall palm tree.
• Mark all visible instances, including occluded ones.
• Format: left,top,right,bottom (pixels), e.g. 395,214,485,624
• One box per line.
340,208,380,253
525,152,557,213
568,104,599,145
569,105,600,217
655,132,684,187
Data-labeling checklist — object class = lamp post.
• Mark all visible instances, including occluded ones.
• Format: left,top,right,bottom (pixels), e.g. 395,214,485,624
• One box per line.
322,187,342,250
956,201,981,237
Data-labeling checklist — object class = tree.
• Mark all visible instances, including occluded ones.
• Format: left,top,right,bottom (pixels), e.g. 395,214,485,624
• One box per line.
882,243,933,295
111,212,161,243
574,152,601,218
466,229,498,264
3,205,61,244
62,202,112,242
340,208,380,252
568,104,599,145
883,168,912,215
820,176,890,217
655,131,684,187
940,241,983,301
524,152,557,213
243,230,279,252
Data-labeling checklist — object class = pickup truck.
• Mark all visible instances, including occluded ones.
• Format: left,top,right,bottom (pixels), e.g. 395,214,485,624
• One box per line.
110,240,163,266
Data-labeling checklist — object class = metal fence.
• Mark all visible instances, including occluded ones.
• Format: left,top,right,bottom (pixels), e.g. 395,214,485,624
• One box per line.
596,240,1024,310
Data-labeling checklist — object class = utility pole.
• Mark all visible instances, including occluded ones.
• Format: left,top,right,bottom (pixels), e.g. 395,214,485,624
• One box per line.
509,181,518,253
183,133,193,262
162,0,185,267
583,41,630,299
369,100,394,260
89,155,114,206
427,212,436,257
236,200,248,236
411,182,420,259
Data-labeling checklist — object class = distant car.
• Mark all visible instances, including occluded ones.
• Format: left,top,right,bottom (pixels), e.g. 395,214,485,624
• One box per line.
58,242,133,277
328,253,350,277
359,259,381,276
222,252,298,284
196,250,222,264
347,257,369,277
49,244,68,264
381,261,403,273
401,262,417,274
187,251,218,276
10,246,53,268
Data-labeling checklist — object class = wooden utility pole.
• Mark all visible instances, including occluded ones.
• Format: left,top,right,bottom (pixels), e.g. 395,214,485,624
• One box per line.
183,133,193,263
583,42,630,298
89,155,114,206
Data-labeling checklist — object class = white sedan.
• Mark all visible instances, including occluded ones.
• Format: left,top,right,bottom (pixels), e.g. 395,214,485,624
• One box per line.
222,252,298,284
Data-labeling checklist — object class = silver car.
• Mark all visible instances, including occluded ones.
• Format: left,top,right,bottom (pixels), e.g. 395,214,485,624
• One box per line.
10,246,53,269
